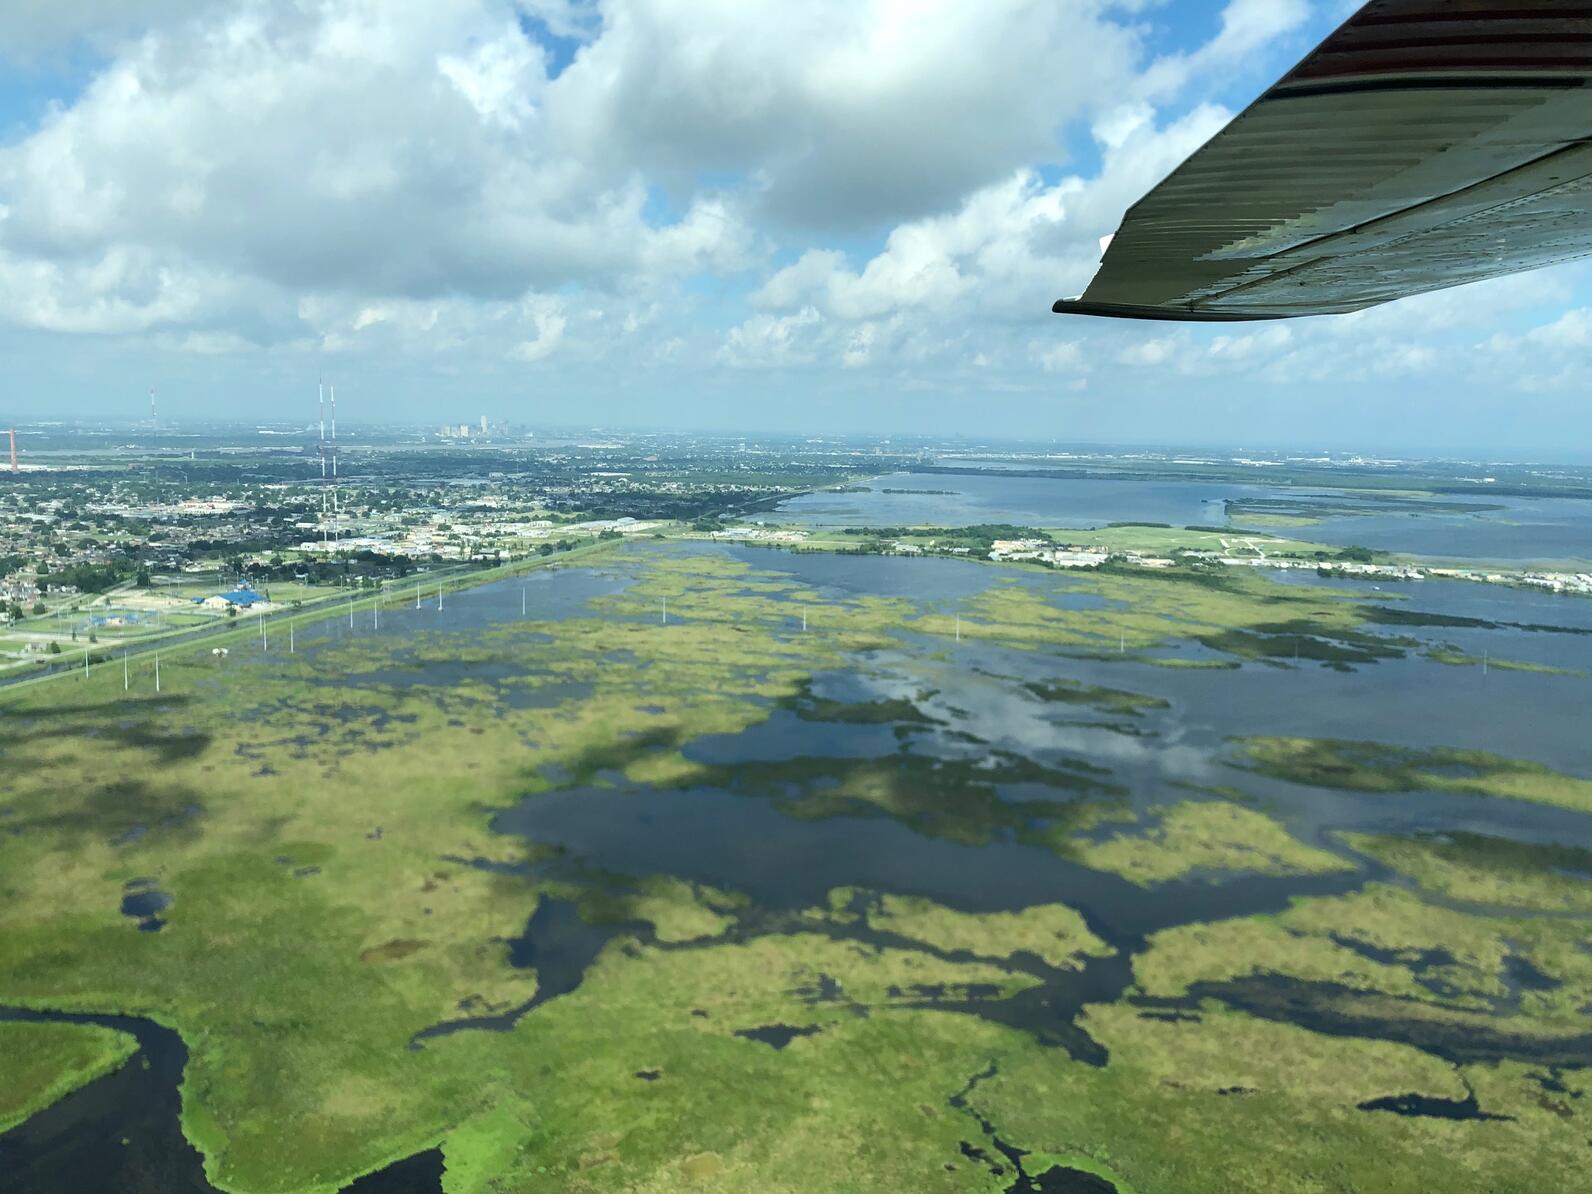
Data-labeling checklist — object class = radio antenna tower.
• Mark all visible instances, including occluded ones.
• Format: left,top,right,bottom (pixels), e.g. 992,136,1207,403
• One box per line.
329,384,339,543
318,380,328,544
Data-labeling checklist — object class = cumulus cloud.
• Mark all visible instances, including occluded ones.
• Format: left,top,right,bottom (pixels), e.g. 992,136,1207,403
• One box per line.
0,0,220,62
5,0,1569,448
741,96,1233,373
548,0,1149,232
718,306,823,369
0,0,1305,364
1526,308,1592,350
0,1,760,348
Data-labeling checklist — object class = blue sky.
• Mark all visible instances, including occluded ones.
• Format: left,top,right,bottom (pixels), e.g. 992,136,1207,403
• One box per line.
0,0,1587,459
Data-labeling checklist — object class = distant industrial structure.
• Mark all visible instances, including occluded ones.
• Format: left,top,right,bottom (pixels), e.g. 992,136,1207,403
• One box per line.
437,417,509,440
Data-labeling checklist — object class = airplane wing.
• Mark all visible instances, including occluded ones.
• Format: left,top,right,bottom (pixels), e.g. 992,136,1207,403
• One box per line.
1056,1,1592,322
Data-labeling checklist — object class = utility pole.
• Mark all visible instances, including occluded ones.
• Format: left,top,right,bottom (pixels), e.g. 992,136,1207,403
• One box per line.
289,622,295,654
662,596,667,625
155,654,161,694
124,651,129,691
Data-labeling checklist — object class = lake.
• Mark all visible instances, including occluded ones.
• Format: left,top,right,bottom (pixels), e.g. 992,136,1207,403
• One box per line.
773,470,1592,564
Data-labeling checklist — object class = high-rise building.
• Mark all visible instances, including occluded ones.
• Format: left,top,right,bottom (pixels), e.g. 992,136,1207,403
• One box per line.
480,415,489,436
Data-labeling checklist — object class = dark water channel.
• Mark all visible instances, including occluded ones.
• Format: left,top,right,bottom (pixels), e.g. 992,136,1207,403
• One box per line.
0,1002,445,1194
0,1007,209,1194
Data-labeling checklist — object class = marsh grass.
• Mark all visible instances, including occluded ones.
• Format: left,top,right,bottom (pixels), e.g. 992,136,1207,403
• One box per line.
1235,737,1592,814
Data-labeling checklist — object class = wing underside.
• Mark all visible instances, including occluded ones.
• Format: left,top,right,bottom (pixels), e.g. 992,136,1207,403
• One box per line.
1057,1,1592,322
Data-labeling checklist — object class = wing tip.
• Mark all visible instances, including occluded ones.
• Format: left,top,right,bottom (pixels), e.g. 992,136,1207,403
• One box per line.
1052,299,1285,322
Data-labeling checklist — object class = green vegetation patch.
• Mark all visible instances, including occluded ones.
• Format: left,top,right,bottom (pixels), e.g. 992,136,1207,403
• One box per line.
1343,831,1592,915
720,751,1124,852
970,1001,1586,1194
1234,737,1592,813
1423,648,1581,676
1022,678,1168,717
857,894,1112,972
784,677,938,726
1136,883,1592,1032
1074,801,1354,886
950,563,1399,668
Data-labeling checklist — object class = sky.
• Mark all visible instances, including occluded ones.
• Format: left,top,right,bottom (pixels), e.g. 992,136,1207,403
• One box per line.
0,0,1589,458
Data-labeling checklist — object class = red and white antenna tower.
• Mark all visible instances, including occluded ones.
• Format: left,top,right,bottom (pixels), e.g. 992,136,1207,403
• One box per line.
7,428,16,473
329,384,339,543
318,379,328,543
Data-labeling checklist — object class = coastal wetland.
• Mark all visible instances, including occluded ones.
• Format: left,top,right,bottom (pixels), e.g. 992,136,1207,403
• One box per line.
1,538,1588,1192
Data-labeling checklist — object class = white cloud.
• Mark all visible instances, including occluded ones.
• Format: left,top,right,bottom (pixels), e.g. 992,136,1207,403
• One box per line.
1526,308,1592,349
1033,340,1088,374
0,0,219,62
0,1,752,343
548,0,1145,231
1140,0,1312,99
1117,334,1181,368
0,0,1582,444
509,302,569,363
0,0,1314,368
1207,325,1292,361
718,306,822,368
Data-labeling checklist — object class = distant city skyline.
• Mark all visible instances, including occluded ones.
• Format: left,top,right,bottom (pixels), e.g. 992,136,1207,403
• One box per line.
10,416,1591,468
0,1,1588,454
